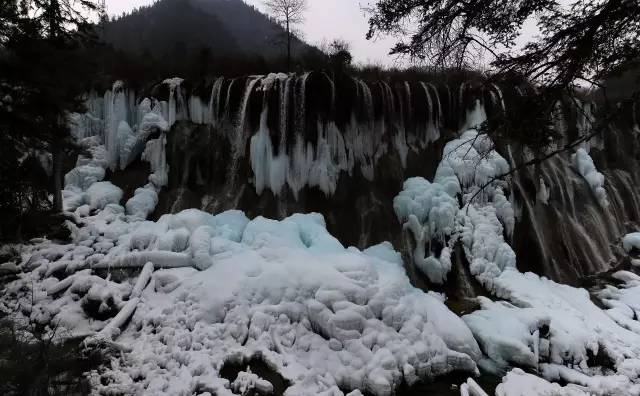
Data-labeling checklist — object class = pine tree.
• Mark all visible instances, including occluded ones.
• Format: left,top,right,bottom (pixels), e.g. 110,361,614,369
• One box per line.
0,0,101,239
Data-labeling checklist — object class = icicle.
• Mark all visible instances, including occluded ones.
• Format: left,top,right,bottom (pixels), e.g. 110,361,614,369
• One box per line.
163,77,185,127
279,76,293,151
420,82,440,144
103,81,129,170
491,83,506,112
427,82,442,127
209,77,224,128
188,95,207,124
227,77,262,188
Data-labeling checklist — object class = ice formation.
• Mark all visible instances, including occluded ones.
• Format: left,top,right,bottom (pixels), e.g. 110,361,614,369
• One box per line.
65,80,172,221
394,177,457,283
495,368,590,396
459,377,490,396
5,77,640,395
536,177,550,205
394,103,516,287
66,75,511,203
572,148,609,207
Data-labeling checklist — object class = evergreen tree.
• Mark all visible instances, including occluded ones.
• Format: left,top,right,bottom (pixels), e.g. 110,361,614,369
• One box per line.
0,0,101,239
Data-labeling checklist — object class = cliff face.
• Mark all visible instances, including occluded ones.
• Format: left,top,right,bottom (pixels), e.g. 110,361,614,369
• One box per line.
82,74,640,288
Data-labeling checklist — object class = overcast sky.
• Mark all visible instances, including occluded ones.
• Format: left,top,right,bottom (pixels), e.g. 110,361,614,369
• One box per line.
105,0,402,66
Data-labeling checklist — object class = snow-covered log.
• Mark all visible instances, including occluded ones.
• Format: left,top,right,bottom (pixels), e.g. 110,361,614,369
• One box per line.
89,262,154,342
93,251,192,269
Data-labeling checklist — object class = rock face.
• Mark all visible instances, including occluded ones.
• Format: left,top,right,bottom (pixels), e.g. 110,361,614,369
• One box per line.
81,74,640,286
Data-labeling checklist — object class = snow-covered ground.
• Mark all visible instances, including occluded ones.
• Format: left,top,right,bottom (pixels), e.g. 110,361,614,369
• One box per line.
2,145,481,394
3,85,640,396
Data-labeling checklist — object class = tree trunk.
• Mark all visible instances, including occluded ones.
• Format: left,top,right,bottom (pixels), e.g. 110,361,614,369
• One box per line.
286,19,291,72
52,141,63,213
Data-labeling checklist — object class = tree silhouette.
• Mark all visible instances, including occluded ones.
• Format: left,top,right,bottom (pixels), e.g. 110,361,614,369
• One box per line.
367,0,640,194
367,0,640,89
0,0,101,238
323,39,353,77
264,0,307,71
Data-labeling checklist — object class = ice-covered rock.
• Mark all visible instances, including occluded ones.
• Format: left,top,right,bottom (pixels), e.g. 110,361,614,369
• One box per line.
623,233,640,253
231,369,274,395
465,268,640,391
125,185,158,219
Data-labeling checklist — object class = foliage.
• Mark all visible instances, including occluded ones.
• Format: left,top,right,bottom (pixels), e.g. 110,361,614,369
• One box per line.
367,0,640,181
367,0,640,89
326,39,353,75
0,0,101,239
0,308,103,395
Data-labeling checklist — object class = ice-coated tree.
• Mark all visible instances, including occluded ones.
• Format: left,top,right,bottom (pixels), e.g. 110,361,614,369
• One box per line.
263,0,307,71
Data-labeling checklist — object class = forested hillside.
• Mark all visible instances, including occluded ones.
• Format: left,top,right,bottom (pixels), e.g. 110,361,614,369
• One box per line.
102,0,321,78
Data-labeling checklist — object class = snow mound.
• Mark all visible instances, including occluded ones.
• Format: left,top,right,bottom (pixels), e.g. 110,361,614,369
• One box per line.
464,269,640,394
598,271,640,337
86,181,123,210
496,368,589,396
3,198,481,395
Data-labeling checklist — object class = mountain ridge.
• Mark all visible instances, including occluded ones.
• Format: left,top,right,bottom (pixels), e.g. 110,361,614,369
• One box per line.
103,0,320,72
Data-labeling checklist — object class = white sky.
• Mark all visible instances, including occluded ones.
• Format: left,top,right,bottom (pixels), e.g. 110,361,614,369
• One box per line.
105,0,403,66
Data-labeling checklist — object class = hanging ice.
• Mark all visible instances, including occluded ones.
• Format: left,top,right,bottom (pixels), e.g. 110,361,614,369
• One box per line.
572,148,609,207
